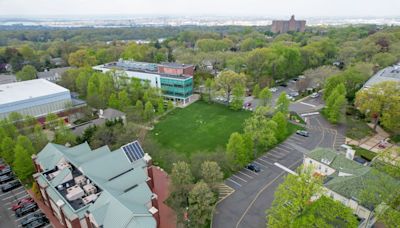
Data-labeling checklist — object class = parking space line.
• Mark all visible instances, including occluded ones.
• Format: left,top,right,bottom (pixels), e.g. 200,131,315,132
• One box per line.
258,157,275,165
278,144,293,151
15,209,41,221
253,160,269,168
226,178,242,187
238,171,254,179
231,174,247,183
289,136,304,142
2,190,26,201
0,186,24,197
269,148,290,155
274,147,291,154
265,152,281,159
5,194,29,205
242,169,259,176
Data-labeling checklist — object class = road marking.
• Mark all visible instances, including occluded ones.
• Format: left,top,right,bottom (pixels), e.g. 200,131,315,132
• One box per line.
277,144,293,151
300,112,319,117
253,160,268,168
258,157,275,165
242,168,259,176
266,152,281,158
300,102,316,108
15,209,41,221
238,171,254,179
231,174,247,183
2,190,26,201
226,178,242,187
316,118,325,147
274,162,298,175
0,186,24,197
235,159,303,228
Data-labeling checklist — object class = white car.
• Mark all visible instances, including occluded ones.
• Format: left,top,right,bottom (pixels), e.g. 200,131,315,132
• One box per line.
310,92,319,98
286,94,294,100
269,87,278,93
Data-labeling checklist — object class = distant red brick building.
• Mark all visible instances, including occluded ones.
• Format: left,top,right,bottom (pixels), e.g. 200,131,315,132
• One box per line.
271,15,306,33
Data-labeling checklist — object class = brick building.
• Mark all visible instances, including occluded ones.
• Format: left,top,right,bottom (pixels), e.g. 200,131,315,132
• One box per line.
32,140,160,228
271,15,306,33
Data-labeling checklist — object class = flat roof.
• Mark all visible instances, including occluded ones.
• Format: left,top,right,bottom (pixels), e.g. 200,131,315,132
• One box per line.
364,64,400,87
0,79,70,105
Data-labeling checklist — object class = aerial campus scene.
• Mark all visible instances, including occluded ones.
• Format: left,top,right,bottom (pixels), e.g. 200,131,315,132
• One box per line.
0,0,399,228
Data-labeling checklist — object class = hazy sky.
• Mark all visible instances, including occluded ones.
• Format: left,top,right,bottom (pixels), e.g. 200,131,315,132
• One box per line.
0,0,399,17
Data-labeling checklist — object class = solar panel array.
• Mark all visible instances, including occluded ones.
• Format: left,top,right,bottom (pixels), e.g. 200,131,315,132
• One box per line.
122,141,145,163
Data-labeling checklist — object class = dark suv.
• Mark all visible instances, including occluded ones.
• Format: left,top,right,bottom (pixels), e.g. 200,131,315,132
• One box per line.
0,173,14,184
1,180,21,192
21,212,48,227
246,163,261,172
15,202,38,217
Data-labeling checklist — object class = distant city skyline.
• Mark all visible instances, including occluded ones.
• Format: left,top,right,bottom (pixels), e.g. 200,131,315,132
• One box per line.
0,0,400,18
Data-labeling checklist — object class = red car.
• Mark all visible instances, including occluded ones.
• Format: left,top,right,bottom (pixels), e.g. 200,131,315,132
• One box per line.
11,197,35,211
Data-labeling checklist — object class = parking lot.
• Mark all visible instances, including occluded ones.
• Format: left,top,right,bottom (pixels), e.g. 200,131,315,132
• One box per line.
213,112,346,228
0,160,52,228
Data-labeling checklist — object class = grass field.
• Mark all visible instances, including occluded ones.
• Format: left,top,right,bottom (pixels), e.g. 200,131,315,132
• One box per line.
151,101,251,155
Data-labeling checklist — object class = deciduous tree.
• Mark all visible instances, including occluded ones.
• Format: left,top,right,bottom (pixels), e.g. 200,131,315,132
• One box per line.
201,161,223,187
16,65,37,81
13,145,35,182
188,181,216,227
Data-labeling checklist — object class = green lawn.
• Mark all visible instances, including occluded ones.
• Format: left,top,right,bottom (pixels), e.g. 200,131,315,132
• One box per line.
345,116,374,140
151,101,251,155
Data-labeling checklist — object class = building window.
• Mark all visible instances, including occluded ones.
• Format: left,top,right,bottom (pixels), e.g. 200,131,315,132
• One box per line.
318,165,321,170
309,160,312,164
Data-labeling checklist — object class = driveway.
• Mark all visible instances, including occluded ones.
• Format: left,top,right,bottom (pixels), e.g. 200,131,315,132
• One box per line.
212,114,346,228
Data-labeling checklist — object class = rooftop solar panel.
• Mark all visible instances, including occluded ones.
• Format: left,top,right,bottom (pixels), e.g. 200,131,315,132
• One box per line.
122,141,145,163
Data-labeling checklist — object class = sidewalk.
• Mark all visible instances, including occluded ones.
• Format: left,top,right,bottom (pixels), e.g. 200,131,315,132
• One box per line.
152,166,177,228
27,189,64,228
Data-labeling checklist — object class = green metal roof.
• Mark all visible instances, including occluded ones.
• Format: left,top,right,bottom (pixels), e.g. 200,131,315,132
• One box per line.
35,141,156,228
307,148,400,207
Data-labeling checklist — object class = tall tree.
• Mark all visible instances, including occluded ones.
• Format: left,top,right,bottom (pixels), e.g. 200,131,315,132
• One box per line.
259,87,273,107
1,137,15,164
267,166,323,228
355,81,400,131
230,84,245,110
201,161,224,187
143,101,154,120
252,84,261,98
204,78,215,103
215,70,246,104
16,65,37,81
226,132,248,168
275,92,290,116
272,112,287,141
13,145,35,182
188,181,216,228
16,135,35,155
292,196,358,228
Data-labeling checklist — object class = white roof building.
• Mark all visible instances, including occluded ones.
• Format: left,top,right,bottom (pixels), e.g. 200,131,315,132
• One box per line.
0,79,72,119
364,63,400,88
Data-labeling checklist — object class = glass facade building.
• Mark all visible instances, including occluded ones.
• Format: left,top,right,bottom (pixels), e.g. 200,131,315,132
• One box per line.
160,76,193,99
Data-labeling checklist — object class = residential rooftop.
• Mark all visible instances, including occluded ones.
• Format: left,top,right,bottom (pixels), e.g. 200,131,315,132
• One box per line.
364,63,400,88
0,79,70,106
307,148,399,208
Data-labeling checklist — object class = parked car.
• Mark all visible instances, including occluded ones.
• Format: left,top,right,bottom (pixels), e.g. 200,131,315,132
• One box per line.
310,92,319,98
12,197,35,211
0,173,14,184
24,217,48,228
246,163,261,172
0,164,7,170
15,202,38,217
21,212,48,227
296,130,309,137
0,166,12,176
289,91,299,97
1,180,22,192
286,94,294,100
269,87,278,93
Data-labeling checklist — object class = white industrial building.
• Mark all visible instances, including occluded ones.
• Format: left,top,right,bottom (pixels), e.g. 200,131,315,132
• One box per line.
0,79,73,119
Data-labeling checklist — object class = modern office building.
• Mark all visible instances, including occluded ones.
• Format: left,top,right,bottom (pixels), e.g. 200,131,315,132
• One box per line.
271,15,306,33
0,79,85,120
32,140,160,228
93,59,194,104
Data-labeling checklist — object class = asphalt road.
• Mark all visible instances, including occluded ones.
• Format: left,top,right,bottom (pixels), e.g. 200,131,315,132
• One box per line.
212,105,346,228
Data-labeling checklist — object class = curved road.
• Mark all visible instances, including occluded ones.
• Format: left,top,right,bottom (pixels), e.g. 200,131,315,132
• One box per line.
212,113,346,228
